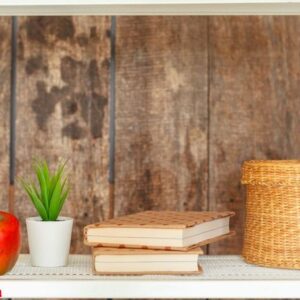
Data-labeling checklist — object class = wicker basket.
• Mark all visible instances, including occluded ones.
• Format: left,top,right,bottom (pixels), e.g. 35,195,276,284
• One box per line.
241,160,300,269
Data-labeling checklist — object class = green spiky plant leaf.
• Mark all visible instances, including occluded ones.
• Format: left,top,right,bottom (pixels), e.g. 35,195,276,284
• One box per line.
20,159,70,221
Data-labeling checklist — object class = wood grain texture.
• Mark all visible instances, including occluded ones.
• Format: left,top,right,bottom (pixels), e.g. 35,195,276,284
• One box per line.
3,15,299,258
15,16,111,253
208,16,300,254
0,17,11,213
114,17,208,216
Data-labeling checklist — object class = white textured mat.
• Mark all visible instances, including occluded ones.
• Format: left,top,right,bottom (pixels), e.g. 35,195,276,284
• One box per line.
2,254,300,280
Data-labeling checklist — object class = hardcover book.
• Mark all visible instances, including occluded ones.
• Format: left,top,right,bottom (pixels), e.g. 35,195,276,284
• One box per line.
84,210,235,251
92,247,203,275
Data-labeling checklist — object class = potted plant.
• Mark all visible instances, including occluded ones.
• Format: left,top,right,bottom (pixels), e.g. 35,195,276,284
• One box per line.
20,160,72,267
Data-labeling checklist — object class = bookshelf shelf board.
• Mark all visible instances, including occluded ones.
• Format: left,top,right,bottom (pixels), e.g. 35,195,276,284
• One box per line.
2,1,300,15
0,254,299,298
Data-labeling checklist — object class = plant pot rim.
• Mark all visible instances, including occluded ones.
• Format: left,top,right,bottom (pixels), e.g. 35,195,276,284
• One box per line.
26,216,73,223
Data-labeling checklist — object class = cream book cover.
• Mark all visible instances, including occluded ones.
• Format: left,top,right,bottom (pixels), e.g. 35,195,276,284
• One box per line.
92,247,203,275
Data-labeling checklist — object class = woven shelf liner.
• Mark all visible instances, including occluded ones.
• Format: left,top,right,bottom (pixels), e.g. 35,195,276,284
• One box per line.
242,160,300,186
5,254,300,280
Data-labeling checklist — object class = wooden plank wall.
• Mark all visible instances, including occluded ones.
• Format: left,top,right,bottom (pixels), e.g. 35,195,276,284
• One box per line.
208,16,300,254
6,16,111,253
0,18,10,213
115,17,208,215
0,16,299,255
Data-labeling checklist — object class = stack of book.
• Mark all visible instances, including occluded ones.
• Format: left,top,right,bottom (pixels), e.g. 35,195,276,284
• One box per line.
84,210,235,275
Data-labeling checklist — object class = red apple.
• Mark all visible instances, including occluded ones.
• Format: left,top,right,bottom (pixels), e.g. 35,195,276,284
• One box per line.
0,211,21,275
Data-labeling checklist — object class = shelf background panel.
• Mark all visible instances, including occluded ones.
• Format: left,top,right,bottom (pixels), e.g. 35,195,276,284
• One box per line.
208,16,300,254
0,16,300,258
0,18,10,214
14,16,111,253
114,16,209,217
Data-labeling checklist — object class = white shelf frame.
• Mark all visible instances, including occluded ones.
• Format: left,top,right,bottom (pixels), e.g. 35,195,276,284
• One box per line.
0,255,299,298
2,0,300,15
2,280,300,298
0,3,299,298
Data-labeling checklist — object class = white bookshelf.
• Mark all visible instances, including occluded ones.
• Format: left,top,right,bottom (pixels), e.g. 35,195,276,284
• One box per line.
0,254,299,298
1,0,300,15
0,2,299,298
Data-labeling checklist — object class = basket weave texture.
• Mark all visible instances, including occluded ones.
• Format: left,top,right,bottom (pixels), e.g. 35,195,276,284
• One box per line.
242,160,300,270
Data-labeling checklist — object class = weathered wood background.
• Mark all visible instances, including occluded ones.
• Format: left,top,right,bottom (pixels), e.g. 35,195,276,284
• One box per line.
0,16,299,254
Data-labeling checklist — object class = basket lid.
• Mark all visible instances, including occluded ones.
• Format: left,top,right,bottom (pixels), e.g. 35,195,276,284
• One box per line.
241,160,300,185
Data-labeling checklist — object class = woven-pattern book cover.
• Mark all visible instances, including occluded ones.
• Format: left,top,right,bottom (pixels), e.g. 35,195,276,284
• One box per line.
84,211,235,251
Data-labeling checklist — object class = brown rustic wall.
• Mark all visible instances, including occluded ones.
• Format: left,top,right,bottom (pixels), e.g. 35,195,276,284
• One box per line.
0,16,299,254
0,18,10,214
115,16,208,216
5,16,111,253
208,16,300,254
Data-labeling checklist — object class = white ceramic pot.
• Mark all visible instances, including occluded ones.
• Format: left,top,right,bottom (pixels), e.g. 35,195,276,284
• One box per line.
26,216,73,267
